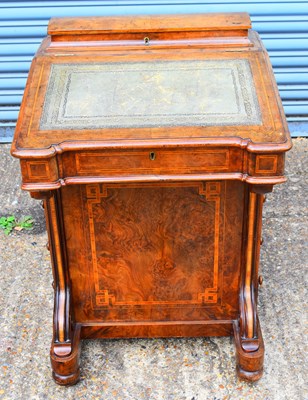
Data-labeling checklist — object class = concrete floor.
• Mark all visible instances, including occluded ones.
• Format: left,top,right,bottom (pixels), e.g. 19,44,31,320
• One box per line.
0,139,307,400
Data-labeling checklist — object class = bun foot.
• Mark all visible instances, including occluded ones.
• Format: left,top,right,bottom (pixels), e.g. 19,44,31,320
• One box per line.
52,369,80,386
233,320,264,382
236,366,263,382
50,325,81,386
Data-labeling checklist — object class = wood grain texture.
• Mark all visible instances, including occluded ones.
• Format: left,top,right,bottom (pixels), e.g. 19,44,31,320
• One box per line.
74,148,232,175
60,180,243,325
43,191,72,350
48,13,251,36
80,321,233,339
233,319,264,381
11,13,291,385
89,183,221,307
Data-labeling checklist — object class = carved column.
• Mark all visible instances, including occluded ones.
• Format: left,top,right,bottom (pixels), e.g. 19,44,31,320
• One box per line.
234,184,272,381
32,189,81,385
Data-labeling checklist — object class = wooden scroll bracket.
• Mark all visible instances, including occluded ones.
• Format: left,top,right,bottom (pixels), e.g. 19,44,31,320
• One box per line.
234,184,273,381
31,190,81,385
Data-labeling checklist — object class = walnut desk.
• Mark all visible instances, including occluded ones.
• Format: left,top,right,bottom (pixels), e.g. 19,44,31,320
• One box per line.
11,13,291,385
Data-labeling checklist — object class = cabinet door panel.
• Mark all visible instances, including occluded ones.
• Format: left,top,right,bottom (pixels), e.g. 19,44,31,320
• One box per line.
62,181,244,323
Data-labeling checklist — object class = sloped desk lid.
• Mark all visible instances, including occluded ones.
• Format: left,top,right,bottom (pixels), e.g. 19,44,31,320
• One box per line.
40,59,261,130
12,13,291,155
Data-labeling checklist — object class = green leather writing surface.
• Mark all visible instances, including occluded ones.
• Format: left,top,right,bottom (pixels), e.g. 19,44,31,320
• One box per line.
40,60,261,130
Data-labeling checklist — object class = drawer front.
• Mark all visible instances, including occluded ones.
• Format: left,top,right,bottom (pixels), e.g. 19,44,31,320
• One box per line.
71,148,241,177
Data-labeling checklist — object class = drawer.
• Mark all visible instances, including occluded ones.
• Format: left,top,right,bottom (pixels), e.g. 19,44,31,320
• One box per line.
71,148,240,176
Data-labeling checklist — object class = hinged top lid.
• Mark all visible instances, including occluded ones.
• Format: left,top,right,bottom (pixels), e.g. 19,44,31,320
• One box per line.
48,13,251,36
12,13,291,156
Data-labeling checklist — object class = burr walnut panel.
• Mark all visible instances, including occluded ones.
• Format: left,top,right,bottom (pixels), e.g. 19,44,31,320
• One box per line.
89,182,221,309
61,180,244,323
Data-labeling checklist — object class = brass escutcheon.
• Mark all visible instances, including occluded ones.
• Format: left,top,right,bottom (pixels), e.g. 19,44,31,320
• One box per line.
149,151,156,160
144,36,150,45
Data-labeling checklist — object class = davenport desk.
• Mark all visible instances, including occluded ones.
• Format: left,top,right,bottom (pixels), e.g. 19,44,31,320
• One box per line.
11,13,292,385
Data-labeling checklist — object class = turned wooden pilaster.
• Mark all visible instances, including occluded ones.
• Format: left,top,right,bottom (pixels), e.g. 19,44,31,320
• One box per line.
32,190,80,385
235,184,273,381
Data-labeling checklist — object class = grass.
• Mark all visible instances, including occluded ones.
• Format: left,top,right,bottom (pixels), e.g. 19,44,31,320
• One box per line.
0,215,34,235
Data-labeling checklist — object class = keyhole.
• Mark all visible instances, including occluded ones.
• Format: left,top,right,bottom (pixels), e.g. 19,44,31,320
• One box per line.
149,151,156,161
144,36,150,45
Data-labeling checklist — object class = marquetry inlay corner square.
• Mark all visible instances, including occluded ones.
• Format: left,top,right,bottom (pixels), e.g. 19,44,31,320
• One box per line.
255,155,278,174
